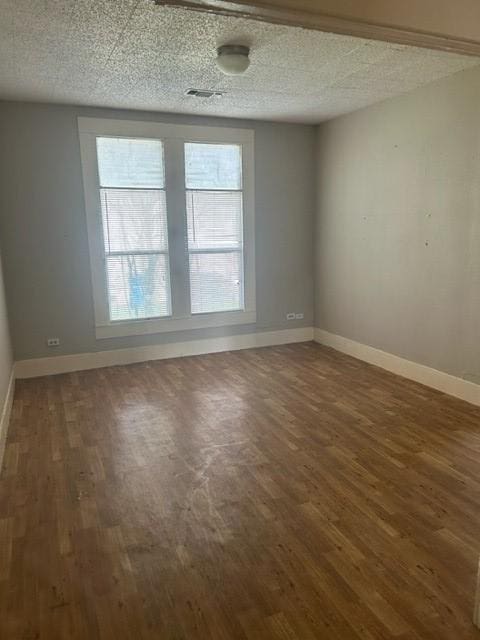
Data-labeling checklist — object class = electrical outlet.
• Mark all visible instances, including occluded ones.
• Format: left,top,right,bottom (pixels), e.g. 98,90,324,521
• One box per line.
295,313,304,320
47,338,60,347
286,313,296,320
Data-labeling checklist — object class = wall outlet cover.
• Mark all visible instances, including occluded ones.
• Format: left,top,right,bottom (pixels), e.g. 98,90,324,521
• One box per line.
286,313,296,320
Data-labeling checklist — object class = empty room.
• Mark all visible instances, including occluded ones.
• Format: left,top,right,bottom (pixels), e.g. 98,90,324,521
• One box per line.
2,0,480,638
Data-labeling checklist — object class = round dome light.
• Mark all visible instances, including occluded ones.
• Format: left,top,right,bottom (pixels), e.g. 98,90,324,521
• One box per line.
216,45,250,76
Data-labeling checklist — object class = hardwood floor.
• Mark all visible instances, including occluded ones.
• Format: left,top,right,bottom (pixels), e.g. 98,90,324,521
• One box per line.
1,342,480,639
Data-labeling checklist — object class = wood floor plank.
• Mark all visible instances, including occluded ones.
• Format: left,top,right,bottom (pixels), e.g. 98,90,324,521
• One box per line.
1,342,480,639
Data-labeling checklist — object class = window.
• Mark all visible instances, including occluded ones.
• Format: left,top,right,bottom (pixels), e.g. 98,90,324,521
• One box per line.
185,143,244,314
79,118,255,339
97,137,171,321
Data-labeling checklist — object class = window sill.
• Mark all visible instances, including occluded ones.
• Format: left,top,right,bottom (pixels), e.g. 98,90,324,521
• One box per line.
95,310,257,339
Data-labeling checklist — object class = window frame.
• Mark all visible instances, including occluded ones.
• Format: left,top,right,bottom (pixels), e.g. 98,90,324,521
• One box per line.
78,117,256,339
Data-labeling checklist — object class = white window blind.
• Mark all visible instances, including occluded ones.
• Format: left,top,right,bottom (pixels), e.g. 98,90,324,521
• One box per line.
185,143,244,314
96,137,171,321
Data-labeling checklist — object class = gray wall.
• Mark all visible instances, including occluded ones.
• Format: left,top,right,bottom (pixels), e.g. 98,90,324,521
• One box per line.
0,250,12,407
315,64,480,383
0,102,315,360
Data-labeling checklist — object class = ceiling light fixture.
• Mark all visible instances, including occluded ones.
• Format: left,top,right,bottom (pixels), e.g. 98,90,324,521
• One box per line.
216,44,250,76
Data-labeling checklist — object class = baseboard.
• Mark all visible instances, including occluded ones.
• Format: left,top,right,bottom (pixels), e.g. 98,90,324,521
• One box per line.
15,327,314,379
0,369,15,467
475,559,480,628
14,327,480,405
315,328,480,407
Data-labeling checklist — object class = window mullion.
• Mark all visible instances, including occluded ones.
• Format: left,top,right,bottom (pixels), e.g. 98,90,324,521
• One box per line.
163,138,190,319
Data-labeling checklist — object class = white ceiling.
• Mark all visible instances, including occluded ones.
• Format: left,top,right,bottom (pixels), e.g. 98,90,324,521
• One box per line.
0,0,479,123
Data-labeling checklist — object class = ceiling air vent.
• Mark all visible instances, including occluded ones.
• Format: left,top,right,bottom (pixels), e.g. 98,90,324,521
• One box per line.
185,88,224,98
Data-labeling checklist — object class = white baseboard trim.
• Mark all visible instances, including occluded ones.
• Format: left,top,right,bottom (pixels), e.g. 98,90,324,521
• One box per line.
474,558,480,628
15,327,314,379
0,369,15,467
315,328,480,407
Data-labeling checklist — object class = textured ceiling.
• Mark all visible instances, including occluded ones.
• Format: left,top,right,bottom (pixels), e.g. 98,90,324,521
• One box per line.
0,0,479,123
